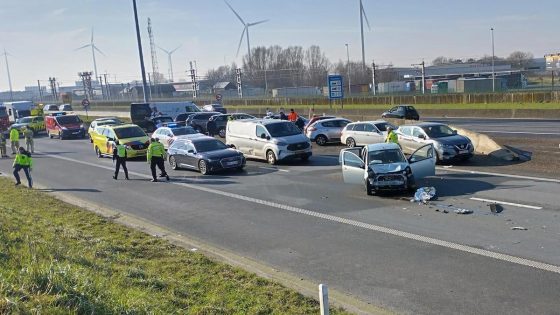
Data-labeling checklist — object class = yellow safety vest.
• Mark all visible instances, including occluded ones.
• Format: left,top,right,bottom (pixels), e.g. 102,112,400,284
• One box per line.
13,153,33,167
116,144,127,158
147,142,165,160
9,129,19,141
386,131,399,144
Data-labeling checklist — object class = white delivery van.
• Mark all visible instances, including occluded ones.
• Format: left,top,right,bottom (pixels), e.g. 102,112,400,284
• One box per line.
226,119,312,165
3,101,36,122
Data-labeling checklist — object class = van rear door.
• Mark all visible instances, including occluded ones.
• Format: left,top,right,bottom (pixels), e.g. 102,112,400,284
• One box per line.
130,103,153,132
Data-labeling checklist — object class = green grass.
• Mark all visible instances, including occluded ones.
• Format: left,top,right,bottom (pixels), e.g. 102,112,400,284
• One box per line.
0,178,350,314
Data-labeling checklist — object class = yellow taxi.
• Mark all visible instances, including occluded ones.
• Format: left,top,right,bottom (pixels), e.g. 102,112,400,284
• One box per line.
11,116,45,135
91,124,150,158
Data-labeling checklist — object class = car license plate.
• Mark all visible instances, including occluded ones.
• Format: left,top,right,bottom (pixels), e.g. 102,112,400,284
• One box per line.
295,150,307,154
379,180,404,186
459,150,469,154
72,131,80,135
226,161,239,166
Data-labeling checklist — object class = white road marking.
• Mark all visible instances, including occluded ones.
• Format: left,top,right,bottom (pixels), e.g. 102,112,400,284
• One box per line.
27,152,560,275
469,197,543,210
437,167,560,183
477,130,560,135
259,166,290,172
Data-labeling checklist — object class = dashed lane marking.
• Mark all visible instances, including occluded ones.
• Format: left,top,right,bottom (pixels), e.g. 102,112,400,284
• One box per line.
27,152,560,275
469,197,543,210
437,167,560,183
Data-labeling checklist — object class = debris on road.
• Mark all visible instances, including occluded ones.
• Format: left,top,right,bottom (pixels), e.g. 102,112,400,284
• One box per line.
454,208,473,214
511,226,528,231
412,187,437,204
442,165,453,168
489,203,503,213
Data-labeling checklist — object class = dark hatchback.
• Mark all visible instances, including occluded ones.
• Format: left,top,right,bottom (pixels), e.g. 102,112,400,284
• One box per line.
382,105,420,120
167,136,246,175
186,112,220,133
207,113,256,138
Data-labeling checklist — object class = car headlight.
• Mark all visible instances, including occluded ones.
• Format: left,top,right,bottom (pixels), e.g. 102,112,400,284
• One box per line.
436,142,453,149
61,127,68,130
276,141,288,146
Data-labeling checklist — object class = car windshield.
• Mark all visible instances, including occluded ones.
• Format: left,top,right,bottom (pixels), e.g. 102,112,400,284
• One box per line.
194,139,228,152
18,117,33,123
374,122,394,132
0,107,6,116
266,122,301,137
114,126,146,139
171,127,197,136
56,115,81,125
368,149,406,164
185,104,201,112
422,125,455,138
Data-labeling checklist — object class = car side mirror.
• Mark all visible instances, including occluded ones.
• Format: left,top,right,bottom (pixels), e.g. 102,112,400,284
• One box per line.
418,134,425,139
107,137,114,142
452,130,458,135
260,133,267,139
187,149,195,154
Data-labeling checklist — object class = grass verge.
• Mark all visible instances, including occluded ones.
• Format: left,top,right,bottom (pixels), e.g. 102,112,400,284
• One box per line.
0,178,349,314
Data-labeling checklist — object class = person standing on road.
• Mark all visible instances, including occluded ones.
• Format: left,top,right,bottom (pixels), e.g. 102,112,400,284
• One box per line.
112,140,129,180
288,108,298,122
279,110,288,120
13,147,33,188
0,132,7,158
385,126,399,144
147,138,169,182
265,108,274,117
9,127,19,155
22,127,34,153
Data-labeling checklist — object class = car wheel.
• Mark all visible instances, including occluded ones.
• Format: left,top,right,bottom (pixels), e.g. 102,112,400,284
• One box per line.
169,155,179,170
346,137,356,148
266,150,277,165
198,160,209,175
365,180,374,196
315,135,327,146
95,146,102,158
218,127,226,138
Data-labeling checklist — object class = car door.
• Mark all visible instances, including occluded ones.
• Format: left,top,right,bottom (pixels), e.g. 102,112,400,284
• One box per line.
253,125,269,158
172,142,188,166
408,144,436,180
351,123,366,145
183,142,198,168
361,123,380,145
398,127,413,154
386,107,398,118
104,129,116,154
340,149,365,185
409,127,428,152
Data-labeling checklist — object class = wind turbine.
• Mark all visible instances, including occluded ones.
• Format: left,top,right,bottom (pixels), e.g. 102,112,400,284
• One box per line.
75,28,105,80
157,45,181,82
359,0,371,69
1,49,13,101
224,0,269,62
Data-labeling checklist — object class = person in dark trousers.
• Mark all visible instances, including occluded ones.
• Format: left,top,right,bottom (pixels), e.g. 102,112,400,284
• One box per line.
147,138,169,182
112,140,129,180
13,147,33,188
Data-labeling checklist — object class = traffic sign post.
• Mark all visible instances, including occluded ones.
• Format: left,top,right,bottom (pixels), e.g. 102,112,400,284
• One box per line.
82,98,90,121
327,75,344,109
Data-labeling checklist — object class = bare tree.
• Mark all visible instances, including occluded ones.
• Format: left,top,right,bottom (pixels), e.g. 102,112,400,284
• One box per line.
507,51,534,69
432,56,451,66
305,45,330,87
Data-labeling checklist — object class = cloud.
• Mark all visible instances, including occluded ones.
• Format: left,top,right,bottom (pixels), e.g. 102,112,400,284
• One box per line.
51,8,68,17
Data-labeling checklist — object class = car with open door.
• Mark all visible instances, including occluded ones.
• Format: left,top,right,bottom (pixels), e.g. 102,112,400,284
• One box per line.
339,143,435,195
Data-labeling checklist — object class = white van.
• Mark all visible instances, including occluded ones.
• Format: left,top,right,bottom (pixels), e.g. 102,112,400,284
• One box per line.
3,101,36,122
226,119,312,164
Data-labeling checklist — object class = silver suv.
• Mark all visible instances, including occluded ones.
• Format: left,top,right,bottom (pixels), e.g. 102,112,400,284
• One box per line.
341,120,397,147
305,118,351,146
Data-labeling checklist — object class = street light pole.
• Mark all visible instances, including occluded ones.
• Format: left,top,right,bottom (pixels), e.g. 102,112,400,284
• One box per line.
132,0,149,102
345,44,351,96
491,27,495,92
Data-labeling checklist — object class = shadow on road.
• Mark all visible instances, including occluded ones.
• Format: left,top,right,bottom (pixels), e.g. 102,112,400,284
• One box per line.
423,174,503,197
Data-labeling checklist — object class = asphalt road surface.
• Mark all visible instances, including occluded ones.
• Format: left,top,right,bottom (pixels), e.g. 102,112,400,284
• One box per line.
2,137,559,315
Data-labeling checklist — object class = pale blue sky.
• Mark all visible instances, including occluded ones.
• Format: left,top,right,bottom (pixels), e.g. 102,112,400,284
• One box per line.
0,0,558,90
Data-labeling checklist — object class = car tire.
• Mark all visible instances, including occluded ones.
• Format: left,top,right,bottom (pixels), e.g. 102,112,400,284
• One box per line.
315,135,327,146
218,127,226,138
346,137,356,148
95,146,102,158
169,155,179,170
199,160,209,175
266,150,277,165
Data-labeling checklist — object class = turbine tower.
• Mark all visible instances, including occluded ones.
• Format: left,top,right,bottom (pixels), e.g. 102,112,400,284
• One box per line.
157,45,181,82
224,0,269,62
75,28,105,80
147,17,160,91
1,49,13,101
359,0,371,69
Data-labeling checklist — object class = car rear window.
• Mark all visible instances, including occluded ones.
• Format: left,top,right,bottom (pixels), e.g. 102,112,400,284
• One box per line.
171,127,197,136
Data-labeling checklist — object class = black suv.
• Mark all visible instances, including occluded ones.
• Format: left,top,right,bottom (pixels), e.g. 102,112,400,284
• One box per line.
381,105,420,120
186,112,220,133
207,113,256,138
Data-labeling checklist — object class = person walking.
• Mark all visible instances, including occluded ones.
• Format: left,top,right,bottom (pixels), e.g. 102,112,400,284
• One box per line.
147,138,169,182
288,108,298,122
0,132,7,158
385,126,399,144
9,127,19,155
13,147,33,188
22,127,34,153
112,140,129,180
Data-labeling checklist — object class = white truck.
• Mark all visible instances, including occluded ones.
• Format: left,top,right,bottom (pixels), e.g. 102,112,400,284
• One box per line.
3,101,37,123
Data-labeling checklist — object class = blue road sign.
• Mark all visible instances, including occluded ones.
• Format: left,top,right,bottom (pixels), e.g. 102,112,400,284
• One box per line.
328,75,344,99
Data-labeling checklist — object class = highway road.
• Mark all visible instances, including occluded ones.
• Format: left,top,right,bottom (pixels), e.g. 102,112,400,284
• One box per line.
2,137,559,314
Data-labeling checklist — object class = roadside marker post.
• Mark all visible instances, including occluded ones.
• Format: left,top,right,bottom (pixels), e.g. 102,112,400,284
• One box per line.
319,284,329,315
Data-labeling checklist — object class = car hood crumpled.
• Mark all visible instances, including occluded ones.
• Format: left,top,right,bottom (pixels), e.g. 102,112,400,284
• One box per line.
369,162,408,174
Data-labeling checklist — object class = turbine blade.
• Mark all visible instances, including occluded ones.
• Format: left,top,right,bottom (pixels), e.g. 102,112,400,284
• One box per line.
236,27,246,57
93,45,105,56
157,45,169,54
248,19,269,27
224,0,245,25
75,44,91,51
361,1,371,30
91,27,94,43
170,45,182,54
